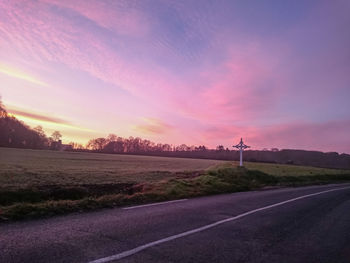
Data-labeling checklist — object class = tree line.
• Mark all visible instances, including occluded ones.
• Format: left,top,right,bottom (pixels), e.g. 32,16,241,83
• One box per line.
0,98,64,149
86,134,211,153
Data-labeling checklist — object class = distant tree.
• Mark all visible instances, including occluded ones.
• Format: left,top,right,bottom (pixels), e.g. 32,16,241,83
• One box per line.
0,97,7,118
162,144,172,152
0,106,46,149
216,145,225,151
76,143,84,149
116,137,126,152
176,144,190,151
33,125,48,147
195,145,207,151
87,137,107,151
47,137,54,146
69,142,84,150
34,126,46,138
51,131,62,141
107,134,117,142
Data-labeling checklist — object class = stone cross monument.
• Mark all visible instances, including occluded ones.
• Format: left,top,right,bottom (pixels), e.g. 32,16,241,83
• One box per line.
233,138,250,167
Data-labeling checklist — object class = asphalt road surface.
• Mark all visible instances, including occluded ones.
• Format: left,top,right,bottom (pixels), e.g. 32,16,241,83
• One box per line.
1,184,350,263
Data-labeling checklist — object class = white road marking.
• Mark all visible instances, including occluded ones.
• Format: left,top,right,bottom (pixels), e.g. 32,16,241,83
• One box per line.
122,199,188,210
89,185,350,263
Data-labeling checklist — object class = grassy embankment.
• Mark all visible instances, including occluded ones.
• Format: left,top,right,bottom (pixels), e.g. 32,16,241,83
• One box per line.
1,147,349,221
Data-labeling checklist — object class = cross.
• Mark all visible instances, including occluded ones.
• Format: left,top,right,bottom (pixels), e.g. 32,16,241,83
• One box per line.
233,138,250,167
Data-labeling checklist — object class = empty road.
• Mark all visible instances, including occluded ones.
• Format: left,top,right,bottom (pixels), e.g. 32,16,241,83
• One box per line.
1,184,350,263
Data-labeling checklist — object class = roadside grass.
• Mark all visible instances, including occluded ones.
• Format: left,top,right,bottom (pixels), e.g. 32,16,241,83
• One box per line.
210,161,350,176
1,164,349,221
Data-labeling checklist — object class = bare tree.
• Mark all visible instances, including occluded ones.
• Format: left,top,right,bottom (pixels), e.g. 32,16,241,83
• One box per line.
69,142,84,150
0,96,7,118
107,134,117,142
34,126,45,137
216,145,225,151
51,131,62,141
87,137,107,151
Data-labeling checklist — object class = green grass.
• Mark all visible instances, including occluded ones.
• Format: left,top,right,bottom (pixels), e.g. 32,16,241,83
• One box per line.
210,161,350,177
0,147,349,221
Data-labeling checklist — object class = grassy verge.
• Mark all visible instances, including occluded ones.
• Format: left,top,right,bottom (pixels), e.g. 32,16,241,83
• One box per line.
1,166,349,222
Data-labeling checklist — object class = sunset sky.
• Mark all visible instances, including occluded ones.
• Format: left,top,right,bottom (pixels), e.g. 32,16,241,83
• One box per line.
0,0,349,153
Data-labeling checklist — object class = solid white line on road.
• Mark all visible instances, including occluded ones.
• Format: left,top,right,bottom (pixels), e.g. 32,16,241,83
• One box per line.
122,199,188,210
89,185,350,263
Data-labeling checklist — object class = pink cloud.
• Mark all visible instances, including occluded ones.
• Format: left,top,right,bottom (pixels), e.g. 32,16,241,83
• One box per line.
0,0,185,101
167,43,283,125
134,118,174,135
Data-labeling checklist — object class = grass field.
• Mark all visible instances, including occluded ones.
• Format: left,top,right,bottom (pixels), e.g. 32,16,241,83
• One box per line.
0,147,225,188
0,147,349,221
1,147,349,188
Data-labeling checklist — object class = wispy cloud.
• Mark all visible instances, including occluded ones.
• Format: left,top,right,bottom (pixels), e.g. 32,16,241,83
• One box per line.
7,106,95,132
134,118,173,135
42,0,151,37
8,108,69,125
0,64,48,87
